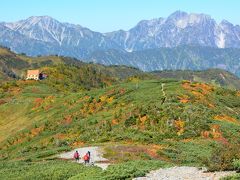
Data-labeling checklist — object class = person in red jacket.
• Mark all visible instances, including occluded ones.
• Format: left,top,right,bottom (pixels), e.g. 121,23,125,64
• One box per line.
73,150,80,162
83,152,90,164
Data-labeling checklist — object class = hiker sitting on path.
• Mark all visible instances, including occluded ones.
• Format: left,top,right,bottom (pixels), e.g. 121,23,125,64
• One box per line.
73,150,80,162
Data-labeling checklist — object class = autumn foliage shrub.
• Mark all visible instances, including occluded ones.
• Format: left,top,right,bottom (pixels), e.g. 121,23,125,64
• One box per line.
206,143,240,171
233,159,240,172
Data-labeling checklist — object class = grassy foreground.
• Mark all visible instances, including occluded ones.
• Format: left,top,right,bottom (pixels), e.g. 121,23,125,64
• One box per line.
0,160,171,180
0,75,240,179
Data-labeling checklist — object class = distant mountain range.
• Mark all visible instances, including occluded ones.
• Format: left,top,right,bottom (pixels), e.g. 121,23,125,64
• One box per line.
0,11,240,75
0,16,122,58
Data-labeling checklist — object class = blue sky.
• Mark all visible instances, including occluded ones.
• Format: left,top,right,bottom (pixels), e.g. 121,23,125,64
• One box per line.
0,0,239,32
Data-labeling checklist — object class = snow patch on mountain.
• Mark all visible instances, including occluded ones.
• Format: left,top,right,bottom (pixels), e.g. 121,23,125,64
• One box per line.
124,31,130,47
216,31,226,48
126,48,133,52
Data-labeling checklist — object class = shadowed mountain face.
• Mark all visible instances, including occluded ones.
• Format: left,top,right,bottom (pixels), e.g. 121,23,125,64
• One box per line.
87,46,240,77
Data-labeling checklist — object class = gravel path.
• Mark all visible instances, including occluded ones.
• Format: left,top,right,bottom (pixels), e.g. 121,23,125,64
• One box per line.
134,166,236,180
58,146,110,170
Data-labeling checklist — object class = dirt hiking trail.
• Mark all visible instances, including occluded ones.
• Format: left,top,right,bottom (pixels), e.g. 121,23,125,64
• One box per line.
58,146,110,170
134,166,236,180
59,147,236,179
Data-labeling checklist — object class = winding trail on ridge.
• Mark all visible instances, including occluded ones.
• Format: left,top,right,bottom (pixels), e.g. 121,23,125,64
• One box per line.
161,83,166,97
58,146,110,170
58,147,236,179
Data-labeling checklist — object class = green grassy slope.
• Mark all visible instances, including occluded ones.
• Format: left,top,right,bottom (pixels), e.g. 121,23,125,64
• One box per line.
0,79,239,167
152,69,240,90
0,47,144,81
0,47,240,179
1,46,240,89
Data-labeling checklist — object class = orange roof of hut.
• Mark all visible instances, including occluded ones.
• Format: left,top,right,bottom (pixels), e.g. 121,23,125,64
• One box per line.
26,69,40,80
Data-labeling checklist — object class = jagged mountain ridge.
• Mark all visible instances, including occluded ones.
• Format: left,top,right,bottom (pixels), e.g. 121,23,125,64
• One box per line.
106,11,240,51
0,16,122,58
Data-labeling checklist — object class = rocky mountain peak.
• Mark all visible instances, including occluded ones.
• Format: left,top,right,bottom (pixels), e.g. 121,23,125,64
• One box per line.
4,16,60,31
167,11,212,28
26,15,56,24
220,20,234,28
167,10,188,20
